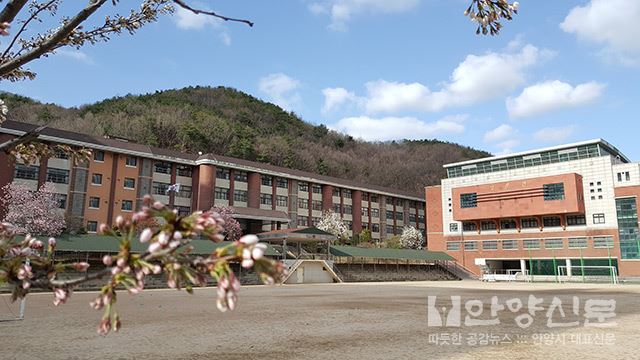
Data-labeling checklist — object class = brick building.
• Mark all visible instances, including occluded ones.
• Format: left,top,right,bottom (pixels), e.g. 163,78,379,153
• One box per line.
426,139,640,278
0,121,425,240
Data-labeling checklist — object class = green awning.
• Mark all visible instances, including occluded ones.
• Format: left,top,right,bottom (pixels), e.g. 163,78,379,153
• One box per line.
330,245,454,261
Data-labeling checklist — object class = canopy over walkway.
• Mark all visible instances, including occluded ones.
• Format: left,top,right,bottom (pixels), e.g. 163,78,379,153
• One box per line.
330,245,454,262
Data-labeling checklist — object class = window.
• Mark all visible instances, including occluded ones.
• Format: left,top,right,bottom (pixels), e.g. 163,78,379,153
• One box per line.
568,237,588,249
370,195,378,203
94,150,105,162
362,207,369,217
123,178,135,189
460,193,478,208
362,193,369,201
312,217,321,226
312,184,322,193
154,162,171,174
53,149,68,159
409,214,417,222
125,156,137,167
480,221,497,231
395,212,403,221
54,193,67,209
371,208,380,218
386,210,394,220
502,240,518,250
260,193,272,205
542,216,561,227
313,200,323,211
345,220,353,230
298,182,308,192
500,219,517,230
616,197,640,259
297,216,309,227
152,181,170,195
464,241,478,251
333,188,341,197
333,204,342,213
261,175,272,186
566,215,586,226
216,168,230,180
446,242,461,251
593,236,614,249
121,200,133,211
46,168,69,184
418,215,425,223
482,240,498,250
276,178,288,188
276,195,288,207
91,173,103,185
343,190,352,198
386,225,395,235
298,198,309,209
88,197,100,209
344,205,353,215
463,222,477,231
233,171,248,182
449,223,459,232
86,221,98,233
593,213,605,224
215,187,229,200
371,224,380,232
177,165,192,177
175,206,190,216
617,172,631,182
523,239,541,249
177,185,192,198
234,190,247,203
14,164,38,180
543,183,565,201
544,238,564,249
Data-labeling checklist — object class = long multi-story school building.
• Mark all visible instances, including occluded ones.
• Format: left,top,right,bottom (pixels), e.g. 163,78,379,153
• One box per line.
426,139,640,278
0,121,425,240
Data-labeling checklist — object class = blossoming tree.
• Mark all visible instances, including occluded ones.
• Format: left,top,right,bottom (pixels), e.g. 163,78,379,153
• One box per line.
399,226,424,249
317,210,349,243
210,205,242,242
1,182,65,236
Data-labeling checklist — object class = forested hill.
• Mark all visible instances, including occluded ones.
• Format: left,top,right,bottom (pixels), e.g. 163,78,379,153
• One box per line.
2,86,491,195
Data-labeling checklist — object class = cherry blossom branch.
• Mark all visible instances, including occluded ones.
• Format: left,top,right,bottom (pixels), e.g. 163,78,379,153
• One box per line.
0,0,29,24
0,124,46,152
1,0,59,60
172,0,254,27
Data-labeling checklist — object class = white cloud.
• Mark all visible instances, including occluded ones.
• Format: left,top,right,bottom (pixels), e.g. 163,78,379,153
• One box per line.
495,139,519,155
533,126,576,143
506,80,605,118
258,73,302,111
309,0,419,31
57,49,94,64
561,0,640,65
483,124,515,143
173,6,231,45
321,87,359,113
333,43,551,114
329,114,465,141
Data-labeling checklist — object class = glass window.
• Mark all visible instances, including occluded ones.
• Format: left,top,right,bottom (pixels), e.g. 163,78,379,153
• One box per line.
276,195,288,207
386,225,395,235
370,194,378,203
261,175,272,186
312,184,322,193
216,168,230,180
46,168,69,184
297,216,308,227
313,200,323,211
480,221,497,231
616,198,640,259
152,181,170,195
482,240,498,250
298,198,309,209
543,183,565,201
175,206,191,216
234,190,247,203
276,178,288,188
177,185,192,198
362,193,369,201
123,178,135,189
87,221,98,233
333,204,342,213
500,219,517,229
93,150,105,162
154,162,171,174
54,193,67,209
521,218,538,228
502,240,518,250
14,164,38,180
177,165,192,177
121,200,133,211
567,215,586,226
234,171,248,182
593,213,605,224
523,239,541,249
372,224,380,232
460,193,477,208
344,205,353,215
386,210,394,220
449,223,459,232
544,238,564,249
53,149,69,159
125,156,137,167
593,236,614,249
395,211,403,221
312,217,321,226
88,196,100,209
343,190,352,198
568,237,588,249
543,216,561,227
260,193,272,205
333,188,341,197
464,241,478,251
91,173,103,185
215,187,229,200
446,241,461,251
409,213,417,222
371,208,379,218
463,222,477,231
298,182,308,192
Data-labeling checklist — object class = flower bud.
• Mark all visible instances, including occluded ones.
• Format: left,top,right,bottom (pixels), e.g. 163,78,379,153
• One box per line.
239,235,259,245
102,255,113,266
48,237,57,248
140,228,153,243
115,215,124,228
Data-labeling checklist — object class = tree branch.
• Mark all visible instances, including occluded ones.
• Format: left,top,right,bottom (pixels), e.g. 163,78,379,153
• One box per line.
0,0,108,78
0,124,46,152
1,0,59,60
172,0,254,27
0,0,28,24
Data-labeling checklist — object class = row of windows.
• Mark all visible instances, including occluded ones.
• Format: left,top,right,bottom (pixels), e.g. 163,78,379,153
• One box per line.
152,182,192,198
88,197,133,211
460,214,602,232
446,236,615,251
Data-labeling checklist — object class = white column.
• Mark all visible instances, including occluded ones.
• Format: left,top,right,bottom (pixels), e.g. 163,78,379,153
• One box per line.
566,259,572,277
520,259,527,275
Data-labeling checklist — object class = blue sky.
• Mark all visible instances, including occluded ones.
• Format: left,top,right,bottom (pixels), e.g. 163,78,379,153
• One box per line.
2,0,640,158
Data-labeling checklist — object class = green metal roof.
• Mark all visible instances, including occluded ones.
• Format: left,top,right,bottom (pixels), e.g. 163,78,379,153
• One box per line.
330,245,454,261
52,234,280,256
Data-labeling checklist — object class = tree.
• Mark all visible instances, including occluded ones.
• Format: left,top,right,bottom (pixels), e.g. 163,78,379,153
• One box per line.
1,182,65,236
316,210,348,243
399,226,424,249
210,205,241,242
